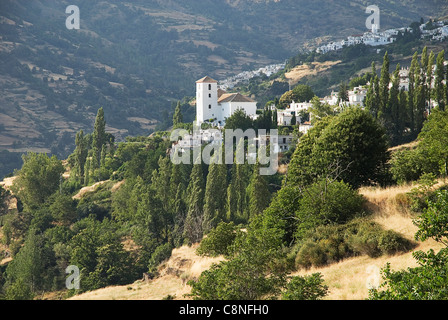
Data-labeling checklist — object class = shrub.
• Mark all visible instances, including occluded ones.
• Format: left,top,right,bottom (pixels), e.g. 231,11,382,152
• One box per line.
196,222,239,257
281,273,328,300
294,219,414,269
295,179,365,240
148,242,173,276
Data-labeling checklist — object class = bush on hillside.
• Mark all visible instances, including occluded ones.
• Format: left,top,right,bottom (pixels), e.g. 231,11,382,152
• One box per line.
293,219,415,269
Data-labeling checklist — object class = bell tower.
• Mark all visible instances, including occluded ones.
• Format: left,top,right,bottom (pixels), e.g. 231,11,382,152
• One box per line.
196,76,219,126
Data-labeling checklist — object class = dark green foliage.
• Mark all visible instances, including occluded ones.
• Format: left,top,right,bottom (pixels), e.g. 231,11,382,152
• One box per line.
288,107,390,189
188,223,289,300
281,273,328,300
148,243,174,277
293,219,415,269
11,153,65,210
370,189,448,300
294,179,365,240
224,109,254,131
197,222,240,258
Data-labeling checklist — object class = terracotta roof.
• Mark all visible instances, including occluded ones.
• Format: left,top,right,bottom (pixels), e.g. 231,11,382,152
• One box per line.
218,93,256,103
218,88,227,98
196,76,218,83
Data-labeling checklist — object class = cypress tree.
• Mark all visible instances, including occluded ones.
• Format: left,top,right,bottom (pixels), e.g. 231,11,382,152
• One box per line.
247,161,271,219
226,139,250,223
184,163,205,244
202,147,227,233
173,101,183,127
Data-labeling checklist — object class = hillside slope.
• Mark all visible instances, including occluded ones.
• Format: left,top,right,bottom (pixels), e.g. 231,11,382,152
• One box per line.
68,244,224,300
67,181,444,300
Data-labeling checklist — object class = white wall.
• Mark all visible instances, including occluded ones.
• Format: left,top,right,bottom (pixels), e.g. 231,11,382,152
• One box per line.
197,82,220,124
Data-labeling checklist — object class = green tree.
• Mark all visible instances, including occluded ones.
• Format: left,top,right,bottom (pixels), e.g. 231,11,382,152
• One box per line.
288,107,390,189
281,273,328,300
247,161,271,219
49,193,77,226
203,148,227,233
418,109,448,177
435,50,446,111
337,82,349,104
91,107,107,170
5,230,45,299
378,51,390,120
226,139,250,223
224,109,254,131
369,189,448,300
408,52,419,135
173,101,183,127
188,223,288,300
73,130,88,183
184,163,206,244
12,153,65,210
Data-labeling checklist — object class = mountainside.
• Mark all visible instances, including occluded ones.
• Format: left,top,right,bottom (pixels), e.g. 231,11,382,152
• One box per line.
0,0,447,177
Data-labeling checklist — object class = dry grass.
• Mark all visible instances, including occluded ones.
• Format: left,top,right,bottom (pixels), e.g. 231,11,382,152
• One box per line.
66,179,447,300
291,182,445,300
284,61,342,85
69,244,224,300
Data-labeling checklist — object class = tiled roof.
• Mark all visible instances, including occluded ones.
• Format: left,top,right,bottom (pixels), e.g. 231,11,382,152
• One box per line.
218,93,256,103
196,76,218,83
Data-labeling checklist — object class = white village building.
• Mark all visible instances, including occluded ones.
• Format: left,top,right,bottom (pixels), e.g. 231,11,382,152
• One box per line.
196,76,257,127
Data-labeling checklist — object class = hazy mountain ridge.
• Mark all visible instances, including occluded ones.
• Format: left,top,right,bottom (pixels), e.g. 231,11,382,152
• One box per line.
0,0,447,178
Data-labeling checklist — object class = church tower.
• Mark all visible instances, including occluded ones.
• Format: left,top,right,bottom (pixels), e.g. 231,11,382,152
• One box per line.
196,76,219,126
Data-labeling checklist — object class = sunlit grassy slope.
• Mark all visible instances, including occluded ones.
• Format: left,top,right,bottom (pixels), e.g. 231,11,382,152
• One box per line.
68,180,445,300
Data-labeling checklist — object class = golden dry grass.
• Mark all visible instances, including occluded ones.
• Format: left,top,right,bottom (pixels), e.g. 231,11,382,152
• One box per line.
69,244,224,300
284,61,342,85
292,182,445,300
66,180,446,300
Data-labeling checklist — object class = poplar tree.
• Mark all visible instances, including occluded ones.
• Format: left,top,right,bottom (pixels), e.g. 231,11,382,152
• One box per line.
92,107,107,169
379,52,390,119
389,64,401,142
74,129,88,183
435,50,446,111
408,52,419,135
